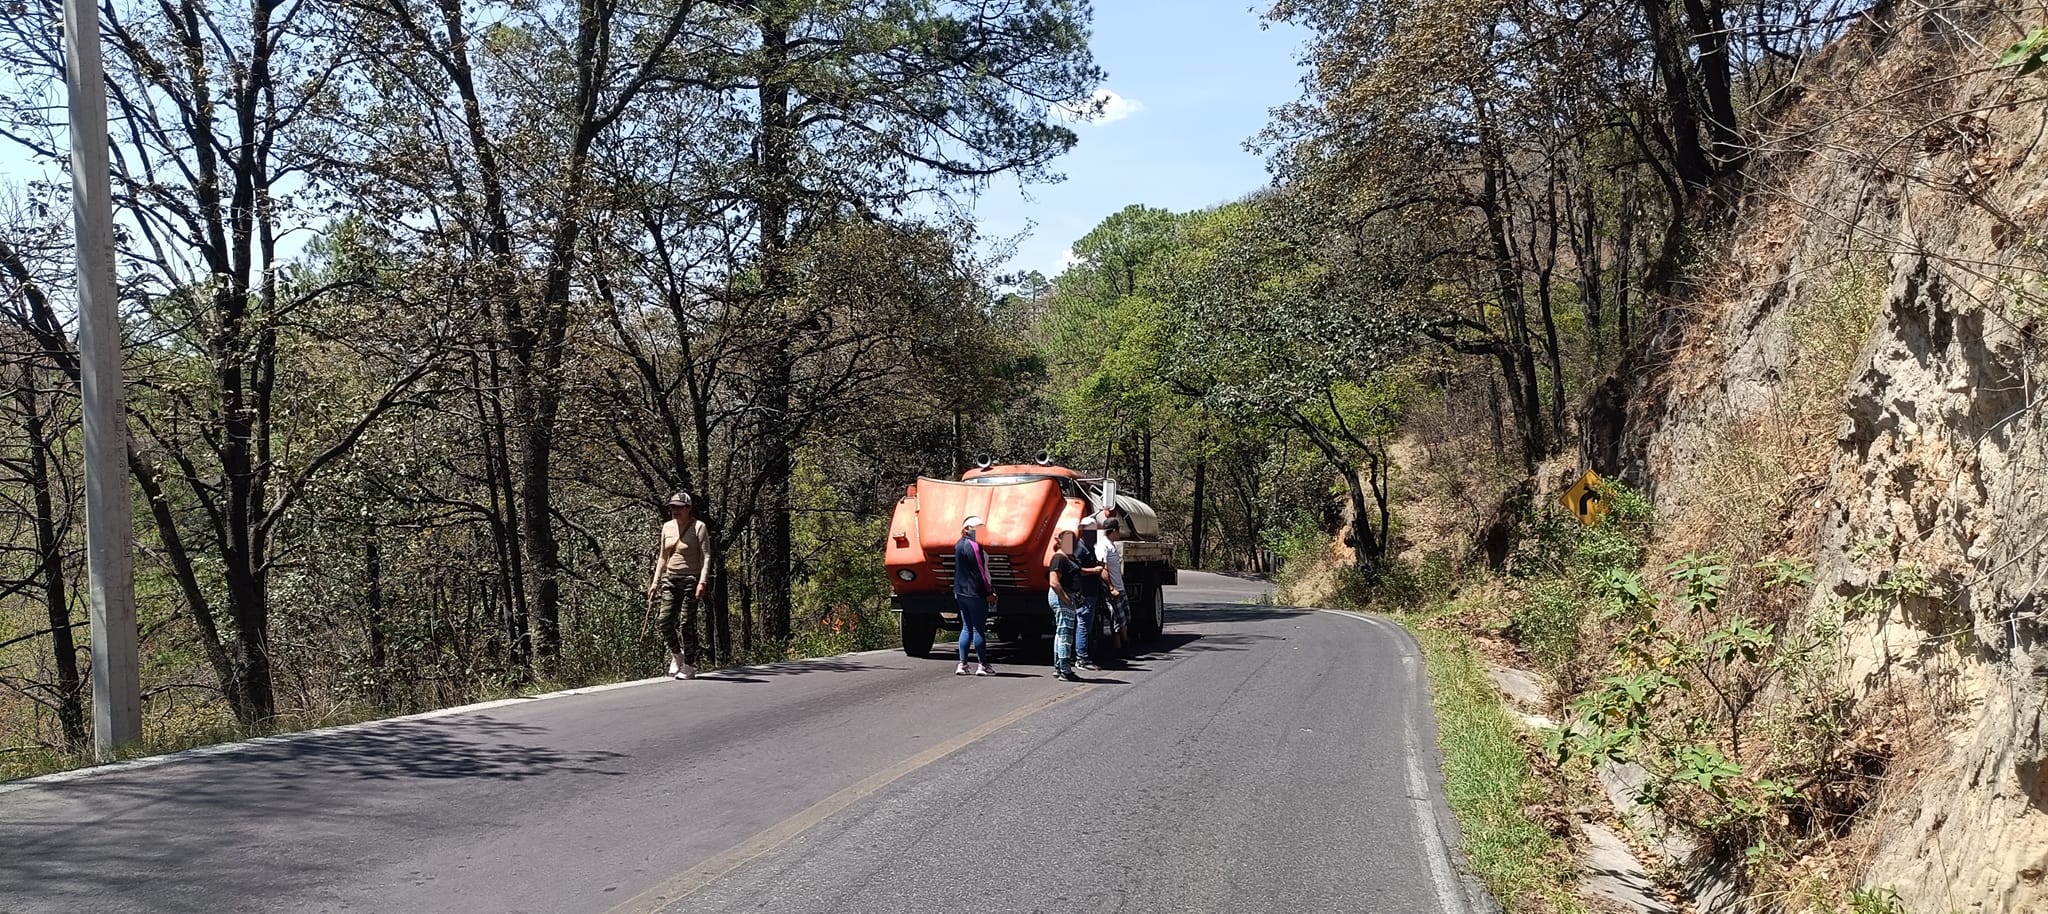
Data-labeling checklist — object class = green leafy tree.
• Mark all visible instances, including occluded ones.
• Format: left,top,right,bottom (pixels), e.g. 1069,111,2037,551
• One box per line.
1167,196,1421,570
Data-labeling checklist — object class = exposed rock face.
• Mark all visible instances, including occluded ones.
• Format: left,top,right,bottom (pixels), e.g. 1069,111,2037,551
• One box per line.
1825,251,2047,914
1607,7,2048,911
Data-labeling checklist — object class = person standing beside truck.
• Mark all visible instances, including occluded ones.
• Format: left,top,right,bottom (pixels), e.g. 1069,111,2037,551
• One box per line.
1099,518,1128,651
1048,529,1085,682
1072,516,1107,672
953,515,996,677
645,492,713,680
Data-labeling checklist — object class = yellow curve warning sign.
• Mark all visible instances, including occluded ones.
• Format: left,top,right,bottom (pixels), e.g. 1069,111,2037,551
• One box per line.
1560,470,1608,526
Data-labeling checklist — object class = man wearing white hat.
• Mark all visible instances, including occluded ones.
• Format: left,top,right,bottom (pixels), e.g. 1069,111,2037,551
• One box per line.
953,515,996,676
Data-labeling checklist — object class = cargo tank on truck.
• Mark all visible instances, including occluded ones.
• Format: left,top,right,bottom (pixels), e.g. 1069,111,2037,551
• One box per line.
885,458,1177,658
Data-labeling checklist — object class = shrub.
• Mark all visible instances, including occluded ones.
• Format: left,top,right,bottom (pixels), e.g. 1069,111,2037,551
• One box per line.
1512,579,1587,690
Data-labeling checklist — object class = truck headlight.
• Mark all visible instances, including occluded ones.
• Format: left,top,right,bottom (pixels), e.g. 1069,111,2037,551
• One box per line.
895,569,916,581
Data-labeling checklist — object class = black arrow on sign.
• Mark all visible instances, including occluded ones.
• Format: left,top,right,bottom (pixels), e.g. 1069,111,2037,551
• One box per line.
1576,489,1602,518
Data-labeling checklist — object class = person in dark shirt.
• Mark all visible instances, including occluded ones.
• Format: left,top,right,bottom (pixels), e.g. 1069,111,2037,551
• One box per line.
1072,515,1107,671
1048,529,1084,682
953,515,996,677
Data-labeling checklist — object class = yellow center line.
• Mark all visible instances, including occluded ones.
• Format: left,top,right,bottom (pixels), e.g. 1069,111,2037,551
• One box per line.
604,687,1087,914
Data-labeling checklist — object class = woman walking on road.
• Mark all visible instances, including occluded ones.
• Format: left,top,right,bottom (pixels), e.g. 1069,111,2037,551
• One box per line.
645,492,713,680
1048,529,1085,682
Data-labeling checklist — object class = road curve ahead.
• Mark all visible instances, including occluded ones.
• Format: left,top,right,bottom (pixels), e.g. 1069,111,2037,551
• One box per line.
0,571,1480,914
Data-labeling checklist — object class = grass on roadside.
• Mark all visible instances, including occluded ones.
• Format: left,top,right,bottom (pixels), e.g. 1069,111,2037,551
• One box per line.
1406,621,1586,914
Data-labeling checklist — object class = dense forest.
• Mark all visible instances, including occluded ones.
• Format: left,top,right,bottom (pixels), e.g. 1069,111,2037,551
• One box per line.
0,0,1373,764
0,0,1115,761
0,0,1872,745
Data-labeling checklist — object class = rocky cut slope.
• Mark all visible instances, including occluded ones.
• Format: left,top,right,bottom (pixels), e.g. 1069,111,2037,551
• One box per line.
1595,4,2048,911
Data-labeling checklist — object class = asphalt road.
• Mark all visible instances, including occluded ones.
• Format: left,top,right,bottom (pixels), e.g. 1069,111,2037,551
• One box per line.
0,572,1481,914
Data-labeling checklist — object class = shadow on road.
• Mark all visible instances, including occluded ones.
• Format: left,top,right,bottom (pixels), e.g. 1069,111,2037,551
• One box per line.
686,657,881,684
1169,604,1308,623
914,604,1312,671
0,714,628,914
735,658,879,677
54,715,629,787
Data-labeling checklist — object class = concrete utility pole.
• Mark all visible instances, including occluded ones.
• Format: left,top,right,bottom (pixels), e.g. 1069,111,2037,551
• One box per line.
64,0,142,759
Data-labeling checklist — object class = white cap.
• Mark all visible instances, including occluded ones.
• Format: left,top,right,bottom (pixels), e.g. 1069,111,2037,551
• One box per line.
962,515,985,528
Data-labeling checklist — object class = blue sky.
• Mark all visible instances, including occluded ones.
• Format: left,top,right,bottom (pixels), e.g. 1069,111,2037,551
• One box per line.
971,2,1308,279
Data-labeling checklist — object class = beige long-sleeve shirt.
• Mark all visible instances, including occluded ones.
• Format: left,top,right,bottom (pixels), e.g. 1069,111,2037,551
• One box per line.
652,518,713,582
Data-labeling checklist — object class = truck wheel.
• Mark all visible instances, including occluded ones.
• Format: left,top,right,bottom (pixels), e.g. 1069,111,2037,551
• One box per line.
1146,585,1166,640
1124,586,1148,642
901,614,937,658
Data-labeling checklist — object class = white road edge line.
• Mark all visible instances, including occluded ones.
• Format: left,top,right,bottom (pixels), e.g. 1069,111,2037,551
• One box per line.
0,646,905,796
1318,609,1472,914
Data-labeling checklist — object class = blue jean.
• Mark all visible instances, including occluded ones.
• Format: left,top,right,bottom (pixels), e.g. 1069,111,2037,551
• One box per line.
1048,590,1077,674
955,594,989,665
1074,591,1097,662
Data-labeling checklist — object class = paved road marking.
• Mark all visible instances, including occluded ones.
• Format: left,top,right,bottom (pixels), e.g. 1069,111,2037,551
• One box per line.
1319,609,1472,914
606,687,1086,914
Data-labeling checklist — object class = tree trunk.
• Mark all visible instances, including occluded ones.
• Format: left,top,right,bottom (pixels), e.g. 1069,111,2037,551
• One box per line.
1570,175,1604,361
1538,278,1566,445
1340,463,1378,568
520,0,611,662
754,369,794,645
1537,176,1567,445
739,571,756,658
1681,0,1743,173
478,351,530,669
365,535,388,706
514,369,563,661
1617,185,1636,349
1139,430,1153,501
22,391,86,750
711,552,732,663
1190,451,1206,569
752,10,797,647
951,408,964,478
1481,166,1547,471
1641,0,1714,193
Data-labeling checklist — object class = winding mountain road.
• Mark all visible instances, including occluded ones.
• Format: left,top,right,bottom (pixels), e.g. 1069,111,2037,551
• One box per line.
0,572,1485,914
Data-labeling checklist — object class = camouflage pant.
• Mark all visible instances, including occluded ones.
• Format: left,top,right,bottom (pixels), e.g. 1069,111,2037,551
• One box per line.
660,574,701,667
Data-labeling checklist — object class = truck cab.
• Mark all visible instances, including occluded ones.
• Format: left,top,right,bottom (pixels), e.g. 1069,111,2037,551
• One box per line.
885,461,1176,657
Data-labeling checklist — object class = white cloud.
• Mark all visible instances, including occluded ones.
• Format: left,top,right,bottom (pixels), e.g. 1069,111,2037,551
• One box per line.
1054,88,1143,126
1054,247,1081,274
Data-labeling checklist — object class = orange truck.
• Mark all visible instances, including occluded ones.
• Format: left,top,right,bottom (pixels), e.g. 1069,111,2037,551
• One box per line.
885,458,1177,657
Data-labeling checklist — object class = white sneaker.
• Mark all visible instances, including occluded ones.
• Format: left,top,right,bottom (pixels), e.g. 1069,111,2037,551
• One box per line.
975,665,994,677
667,653,681,677
678,663,697,680
955,663,970,676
